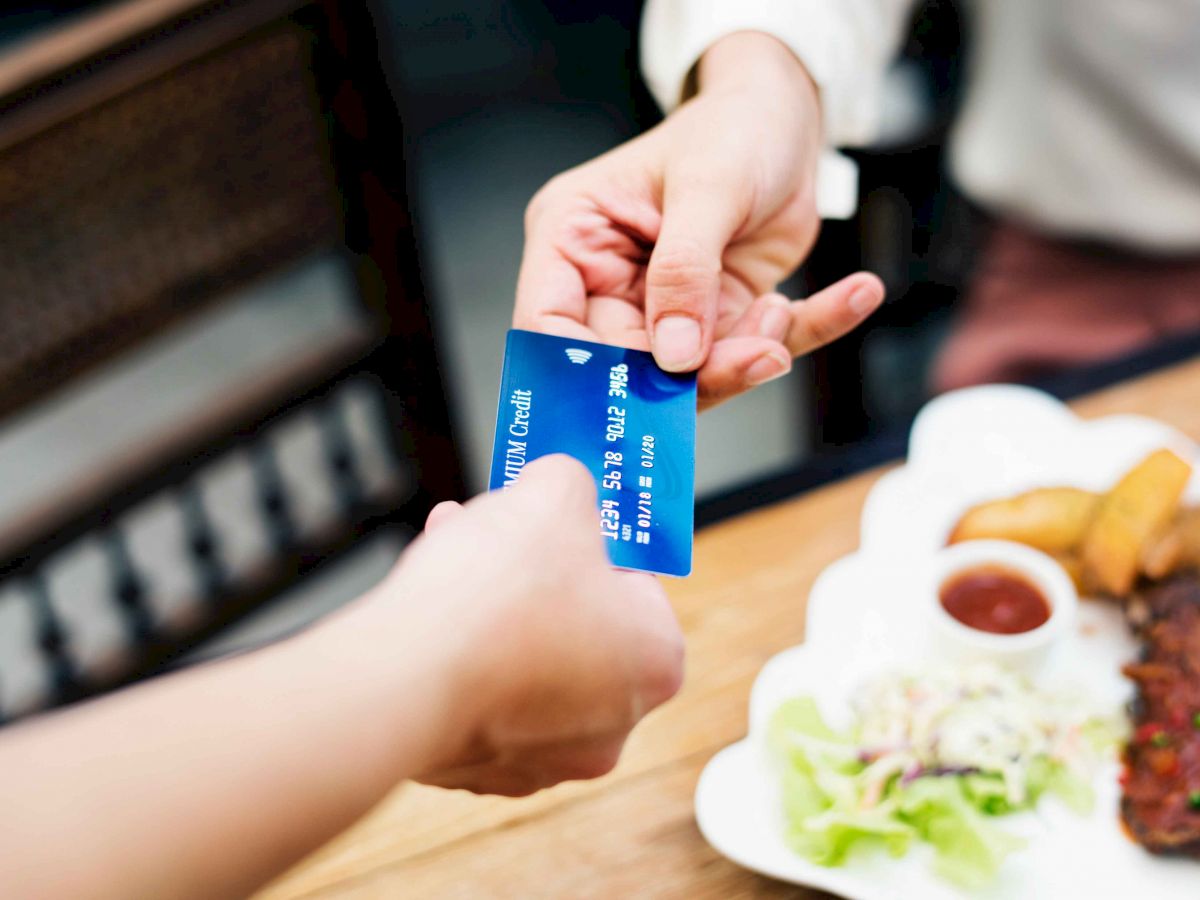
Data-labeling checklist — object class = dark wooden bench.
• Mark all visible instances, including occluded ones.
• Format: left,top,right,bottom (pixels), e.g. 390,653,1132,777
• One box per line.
0,0,464,719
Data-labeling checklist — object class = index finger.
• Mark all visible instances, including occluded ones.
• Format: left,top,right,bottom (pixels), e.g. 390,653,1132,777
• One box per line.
514,238,592,340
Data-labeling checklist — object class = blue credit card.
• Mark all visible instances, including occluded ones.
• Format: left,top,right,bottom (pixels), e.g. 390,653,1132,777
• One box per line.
489,329,696,576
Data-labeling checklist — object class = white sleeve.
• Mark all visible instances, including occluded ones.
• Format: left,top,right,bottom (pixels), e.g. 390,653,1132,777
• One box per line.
640,0,917,148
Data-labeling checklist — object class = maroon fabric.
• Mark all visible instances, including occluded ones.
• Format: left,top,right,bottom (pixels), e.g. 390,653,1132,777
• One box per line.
933,222,1200,393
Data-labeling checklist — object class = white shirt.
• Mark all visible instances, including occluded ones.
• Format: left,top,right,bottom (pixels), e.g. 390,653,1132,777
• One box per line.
642,0,1200,253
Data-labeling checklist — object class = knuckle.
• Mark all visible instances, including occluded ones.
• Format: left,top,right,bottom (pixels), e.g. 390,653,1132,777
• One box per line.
698,381,738,410
696,367,742,409
487,765,555,797
524,175,566,230
511,306,535,330
641,647,685,713
496,779,541,798
523,197,547,234
646,243,719,312
654,630,687,702
794,305,844,350
561,747,621,782
638,601,685,709
511,306,549,332
714,301,746,335
649,239,718,283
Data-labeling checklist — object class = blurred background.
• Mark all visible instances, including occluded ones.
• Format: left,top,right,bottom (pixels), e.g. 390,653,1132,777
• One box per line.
0,0,1073,717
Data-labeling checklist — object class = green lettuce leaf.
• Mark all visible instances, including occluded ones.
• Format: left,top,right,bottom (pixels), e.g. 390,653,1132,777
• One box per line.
896,777,1026,889
768,696,853,747
784,804,915,867
766,695,1056,887
771,700,914,866
961,773,1015,815
1044,761,1094,814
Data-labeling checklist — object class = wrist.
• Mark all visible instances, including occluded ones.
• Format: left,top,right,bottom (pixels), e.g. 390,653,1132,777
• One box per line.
696,31,819,114
293,580,475,780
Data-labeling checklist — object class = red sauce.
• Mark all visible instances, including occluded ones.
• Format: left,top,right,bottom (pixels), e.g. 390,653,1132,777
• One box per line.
939,565,1051,635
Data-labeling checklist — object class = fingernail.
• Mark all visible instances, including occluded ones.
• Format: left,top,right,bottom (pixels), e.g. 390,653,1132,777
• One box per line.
848,284,882,316
653,316,703,372
758,300,792,342
746,351,792,386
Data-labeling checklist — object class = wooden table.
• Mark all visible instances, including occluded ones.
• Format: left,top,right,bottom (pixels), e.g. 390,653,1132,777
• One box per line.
257,358,1200,900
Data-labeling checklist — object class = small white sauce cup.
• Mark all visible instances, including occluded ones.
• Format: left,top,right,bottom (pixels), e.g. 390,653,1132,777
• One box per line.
926,540,1078,674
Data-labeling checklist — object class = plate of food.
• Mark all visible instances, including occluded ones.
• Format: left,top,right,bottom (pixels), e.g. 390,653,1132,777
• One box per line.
694,385,1200,899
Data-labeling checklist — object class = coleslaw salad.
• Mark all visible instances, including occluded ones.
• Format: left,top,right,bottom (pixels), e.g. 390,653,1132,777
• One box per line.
769,662,1121,887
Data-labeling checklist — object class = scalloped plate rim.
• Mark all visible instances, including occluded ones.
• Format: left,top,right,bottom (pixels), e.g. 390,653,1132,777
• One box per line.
693,385,1200,899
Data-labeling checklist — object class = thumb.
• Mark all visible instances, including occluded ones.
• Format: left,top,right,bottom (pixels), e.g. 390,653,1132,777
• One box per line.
509,454,598,521
645,172,742,373
503,454,609,563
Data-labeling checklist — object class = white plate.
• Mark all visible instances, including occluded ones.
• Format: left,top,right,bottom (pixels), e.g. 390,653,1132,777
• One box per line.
694,385,1200,899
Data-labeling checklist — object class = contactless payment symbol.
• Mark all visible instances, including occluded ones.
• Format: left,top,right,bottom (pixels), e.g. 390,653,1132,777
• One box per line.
564,347,593,365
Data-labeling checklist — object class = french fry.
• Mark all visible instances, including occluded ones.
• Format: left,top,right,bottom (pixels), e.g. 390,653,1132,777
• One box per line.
1081,449,1193,596
1141,506,1200,580
948,487,1100,552
1140,521,1184,581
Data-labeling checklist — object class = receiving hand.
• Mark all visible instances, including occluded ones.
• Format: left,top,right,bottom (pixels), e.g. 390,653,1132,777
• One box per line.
516,32,884,409
377,455,684,796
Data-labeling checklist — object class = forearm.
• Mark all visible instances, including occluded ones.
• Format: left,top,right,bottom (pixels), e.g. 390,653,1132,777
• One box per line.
0,589,457,900
0,463,686,897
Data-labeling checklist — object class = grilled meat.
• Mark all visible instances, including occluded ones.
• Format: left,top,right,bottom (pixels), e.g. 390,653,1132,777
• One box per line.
1122,576,1200,856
